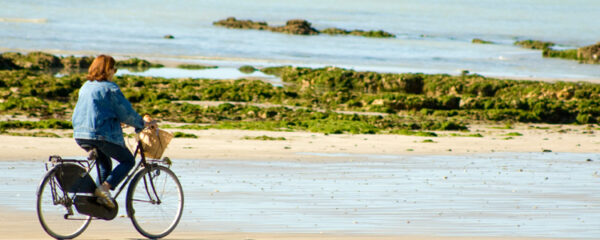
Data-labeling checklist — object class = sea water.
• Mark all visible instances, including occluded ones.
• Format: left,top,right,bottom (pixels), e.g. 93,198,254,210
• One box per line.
1,0,600,80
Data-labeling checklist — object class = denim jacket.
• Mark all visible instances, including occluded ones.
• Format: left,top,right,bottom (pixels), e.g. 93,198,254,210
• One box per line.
72,80,144,146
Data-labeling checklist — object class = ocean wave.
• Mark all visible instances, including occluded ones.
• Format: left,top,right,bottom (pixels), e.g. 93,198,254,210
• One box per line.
0,18,47,24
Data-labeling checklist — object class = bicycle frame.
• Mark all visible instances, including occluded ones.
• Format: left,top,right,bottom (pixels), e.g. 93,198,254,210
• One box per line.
113,140,169,202
44,140,171,217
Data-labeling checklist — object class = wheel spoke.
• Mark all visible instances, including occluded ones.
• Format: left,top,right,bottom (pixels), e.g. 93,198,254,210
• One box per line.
37,166,91,239
127,166,183,239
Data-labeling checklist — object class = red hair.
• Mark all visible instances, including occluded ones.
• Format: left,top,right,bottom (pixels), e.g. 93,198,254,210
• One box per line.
87,55,116,81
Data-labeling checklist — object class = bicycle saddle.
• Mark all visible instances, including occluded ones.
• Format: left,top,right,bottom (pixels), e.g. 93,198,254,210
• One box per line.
79,144,99,161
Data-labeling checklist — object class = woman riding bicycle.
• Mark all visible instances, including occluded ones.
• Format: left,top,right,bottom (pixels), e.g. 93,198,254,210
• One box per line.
71,55,154,208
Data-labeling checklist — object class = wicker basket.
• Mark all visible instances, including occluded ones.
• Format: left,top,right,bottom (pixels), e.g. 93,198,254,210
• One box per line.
139,128,173,159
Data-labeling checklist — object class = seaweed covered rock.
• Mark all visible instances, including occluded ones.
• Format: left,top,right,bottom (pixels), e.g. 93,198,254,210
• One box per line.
541,42,600,64
116,58,163,68
0,55,19,70
213,17,395,38
238,65,257,74
577,42,600,63
543,48,578,61
321,28,348,35
1,52,62,70
515,40,555,50
60,56,94,70
353,30,395,38
271,19,319,35
321,28,395,38
472,38,493,44
272,66,423,94
213,17,269,30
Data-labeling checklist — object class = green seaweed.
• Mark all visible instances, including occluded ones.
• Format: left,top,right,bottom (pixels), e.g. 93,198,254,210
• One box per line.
239,65,257,74
177,64,218,70
173,131,198,138
515,40,555,50
472,38,493,44
242,135,286,140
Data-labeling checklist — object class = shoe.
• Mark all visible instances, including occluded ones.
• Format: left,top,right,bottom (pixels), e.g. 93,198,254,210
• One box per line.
94,187,115,209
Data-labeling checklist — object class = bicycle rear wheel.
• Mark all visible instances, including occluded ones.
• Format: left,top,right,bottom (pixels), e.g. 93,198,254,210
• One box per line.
126,165,184,239
37,166,91,239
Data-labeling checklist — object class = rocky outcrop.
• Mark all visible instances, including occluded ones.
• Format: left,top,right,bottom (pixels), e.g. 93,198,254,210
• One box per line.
116,58,163,68
321,28,395,38
0,55,19,70
1,52,62,70
516,39,600,64
577,42,600,63
472,38,493,44
60,56,93,70
0,52,164,71
271,19,319,35
514,40,555,50
213,17,269,30
213,17,395,38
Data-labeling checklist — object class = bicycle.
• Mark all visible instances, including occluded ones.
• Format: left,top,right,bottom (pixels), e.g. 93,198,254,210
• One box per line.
36,131,184,239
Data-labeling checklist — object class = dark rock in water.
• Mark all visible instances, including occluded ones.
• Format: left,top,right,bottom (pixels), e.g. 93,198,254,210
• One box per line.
213,17,269,30
542,149,552,152
321,28,350,35
350,30,395,38
214,17,317,35
1,51,62,70
541,42,600,64
238,65,256,74
61,56,94,70
321,28,349,35
163,35,175,39
177,64,218,70
322,28,395,38
472,38,493,44
515,40,555,50
577,42,600,63
271,19,319,35
116,58,163,68
213,17,394,38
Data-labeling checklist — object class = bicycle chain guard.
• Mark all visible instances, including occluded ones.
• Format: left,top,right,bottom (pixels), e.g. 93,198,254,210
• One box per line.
74,195,119,220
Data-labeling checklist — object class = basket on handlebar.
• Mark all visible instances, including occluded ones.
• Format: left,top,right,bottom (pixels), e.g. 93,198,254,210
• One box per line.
139,127,173,159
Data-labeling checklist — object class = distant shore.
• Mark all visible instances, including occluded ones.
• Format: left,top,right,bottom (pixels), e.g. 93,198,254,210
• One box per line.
2,47,600,84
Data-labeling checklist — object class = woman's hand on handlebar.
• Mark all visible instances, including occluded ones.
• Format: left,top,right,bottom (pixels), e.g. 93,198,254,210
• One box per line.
143,114,158,130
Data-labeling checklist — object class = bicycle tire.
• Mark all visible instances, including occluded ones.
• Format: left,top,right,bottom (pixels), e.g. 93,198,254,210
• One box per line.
37,165,91,239
126,165,184,239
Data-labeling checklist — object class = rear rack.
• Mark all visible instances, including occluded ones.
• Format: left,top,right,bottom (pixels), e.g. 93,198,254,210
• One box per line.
46,155,92,172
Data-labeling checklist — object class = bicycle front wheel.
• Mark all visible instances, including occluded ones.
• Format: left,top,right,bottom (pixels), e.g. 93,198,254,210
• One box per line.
37,166,91,239
126,165,184,239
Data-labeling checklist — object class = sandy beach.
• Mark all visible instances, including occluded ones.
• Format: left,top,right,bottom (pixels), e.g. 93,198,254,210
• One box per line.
1,124,599,239
1,123,597,162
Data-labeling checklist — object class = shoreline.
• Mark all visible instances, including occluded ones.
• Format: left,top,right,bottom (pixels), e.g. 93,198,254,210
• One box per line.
1,123,597,162
2,47,600,84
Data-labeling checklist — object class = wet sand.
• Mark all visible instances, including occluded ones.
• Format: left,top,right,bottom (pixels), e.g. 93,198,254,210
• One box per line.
0,124,599,239
1,152,598,239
